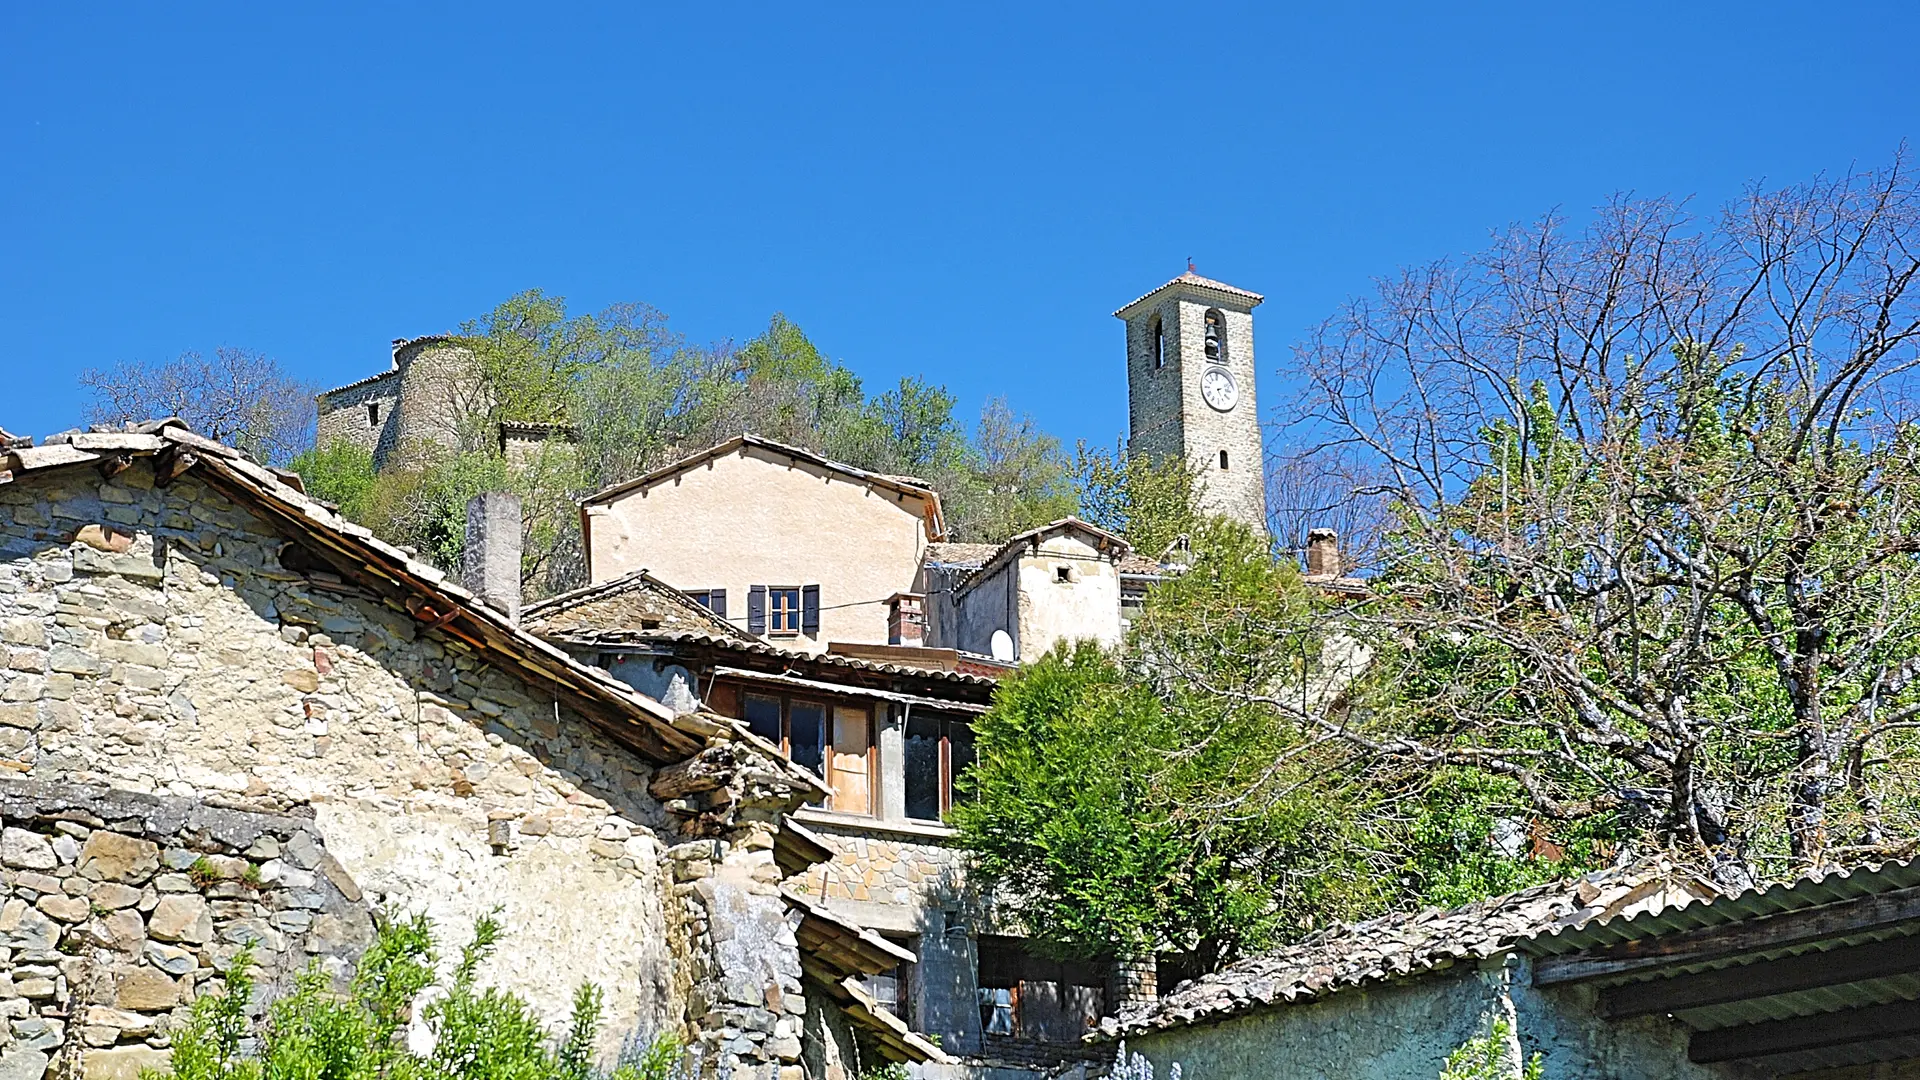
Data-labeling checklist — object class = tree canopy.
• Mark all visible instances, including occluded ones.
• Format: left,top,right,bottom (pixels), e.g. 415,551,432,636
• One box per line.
289,292,1078,593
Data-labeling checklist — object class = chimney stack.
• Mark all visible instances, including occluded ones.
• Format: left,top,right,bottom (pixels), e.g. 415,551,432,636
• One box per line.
463,492,523,624
1305,528,1342,578
887,592,926,647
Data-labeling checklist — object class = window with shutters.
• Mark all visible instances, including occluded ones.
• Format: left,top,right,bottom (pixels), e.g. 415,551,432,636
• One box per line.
749,585,820,637
686,589,727,619
769,588,801,633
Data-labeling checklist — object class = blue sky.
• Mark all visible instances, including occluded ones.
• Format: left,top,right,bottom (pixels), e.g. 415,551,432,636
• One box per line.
3,3,1915,452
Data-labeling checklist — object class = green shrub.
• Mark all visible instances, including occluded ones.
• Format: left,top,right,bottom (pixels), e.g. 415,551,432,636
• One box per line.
148,914,684,1080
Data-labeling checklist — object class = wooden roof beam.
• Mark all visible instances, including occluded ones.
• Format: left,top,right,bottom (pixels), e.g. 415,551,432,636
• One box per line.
1600,931,1920,1019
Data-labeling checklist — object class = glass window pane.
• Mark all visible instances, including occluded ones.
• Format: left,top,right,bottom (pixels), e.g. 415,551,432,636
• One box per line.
743,695,782,746
904,714,942,820
947,722,976,806
790,701,826,779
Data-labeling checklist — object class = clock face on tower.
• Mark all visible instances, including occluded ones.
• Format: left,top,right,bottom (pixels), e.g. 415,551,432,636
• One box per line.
1201,368,1238,412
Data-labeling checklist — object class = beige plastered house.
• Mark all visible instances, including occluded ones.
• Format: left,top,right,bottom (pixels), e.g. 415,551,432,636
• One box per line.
580,436,945,654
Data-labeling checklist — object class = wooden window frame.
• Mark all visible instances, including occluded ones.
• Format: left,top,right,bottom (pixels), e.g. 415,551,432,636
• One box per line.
768,586,802,635
740,690,876,816
904,712,974,821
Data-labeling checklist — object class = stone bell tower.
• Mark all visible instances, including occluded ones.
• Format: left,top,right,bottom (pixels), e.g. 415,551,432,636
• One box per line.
1115,267,1268,535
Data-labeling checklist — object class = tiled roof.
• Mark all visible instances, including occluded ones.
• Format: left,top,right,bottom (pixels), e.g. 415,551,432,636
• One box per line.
539,627,1002,689
523,570,744,639
1113,270,1265,319
0,419,734,767
582,434,948,544
950,518,1132,601
316,366,399,399
923,542,1003,569
1096,863,1719,1040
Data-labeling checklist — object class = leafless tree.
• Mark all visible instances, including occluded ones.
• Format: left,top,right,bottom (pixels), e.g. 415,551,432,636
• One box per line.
81,346,315,464
1265,442,1392,574
1281,153,1920,885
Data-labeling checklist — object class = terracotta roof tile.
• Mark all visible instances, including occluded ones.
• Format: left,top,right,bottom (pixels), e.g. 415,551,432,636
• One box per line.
1095,862,1719,1040
1113,270,1265,319
523,571,743,639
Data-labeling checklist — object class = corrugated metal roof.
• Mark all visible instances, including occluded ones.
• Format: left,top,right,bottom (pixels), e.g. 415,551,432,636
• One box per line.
1526,855,1920,958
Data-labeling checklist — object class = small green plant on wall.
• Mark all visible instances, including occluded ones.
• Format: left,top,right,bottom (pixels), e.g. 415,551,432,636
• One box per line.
1440,1018,1544,1080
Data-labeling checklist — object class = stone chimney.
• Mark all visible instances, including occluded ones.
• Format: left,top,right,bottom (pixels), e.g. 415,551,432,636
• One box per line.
887,592,925,647
1305,528,1342,578
463,492,523,624
1108,957,1158,1010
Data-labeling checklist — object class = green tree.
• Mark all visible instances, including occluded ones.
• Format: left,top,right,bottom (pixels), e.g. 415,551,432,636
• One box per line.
156,915,686,1080
1074,444,1201,561
954,518,1383,971
289,440,379,522
940,399,1078,542
1438,1019,1543,1080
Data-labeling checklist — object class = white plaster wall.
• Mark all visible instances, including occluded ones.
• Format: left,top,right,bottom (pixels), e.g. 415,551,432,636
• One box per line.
586,444,935,651
1013,535,1122,660
942,535,1121,662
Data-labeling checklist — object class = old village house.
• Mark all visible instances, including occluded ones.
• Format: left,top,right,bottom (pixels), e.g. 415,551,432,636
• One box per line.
0,422,946,1080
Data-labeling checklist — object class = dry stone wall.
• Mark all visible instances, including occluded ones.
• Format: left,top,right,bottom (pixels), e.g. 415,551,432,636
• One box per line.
0,779,374,1080
0,460,687,1062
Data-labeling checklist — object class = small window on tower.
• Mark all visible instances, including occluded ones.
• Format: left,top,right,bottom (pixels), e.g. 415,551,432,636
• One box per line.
1150,316,1165,370
366,402,381,426
1204,309,1226,363
1220,450,1230,470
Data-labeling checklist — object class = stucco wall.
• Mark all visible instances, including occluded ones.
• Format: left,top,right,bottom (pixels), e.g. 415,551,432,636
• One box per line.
1122,956,1752,1080
941,534,1121,662
0,460,685,1057
1012,536,1121,660
585,443,935,651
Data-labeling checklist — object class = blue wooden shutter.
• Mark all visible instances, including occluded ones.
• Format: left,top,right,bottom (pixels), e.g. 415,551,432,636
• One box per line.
802,585,821,636
747,586,767,635
707,589,727,620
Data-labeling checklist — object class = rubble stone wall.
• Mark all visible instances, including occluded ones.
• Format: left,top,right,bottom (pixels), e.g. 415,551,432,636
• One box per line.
0,779,375,1080
796,825,970,915
0,460,686,1061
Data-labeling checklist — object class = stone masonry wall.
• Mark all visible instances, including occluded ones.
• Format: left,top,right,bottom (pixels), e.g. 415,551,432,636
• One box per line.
313,372,400,467
0,460,686,1062
788,821,987,1056
0,779,375,1080
1123,291,1266,536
